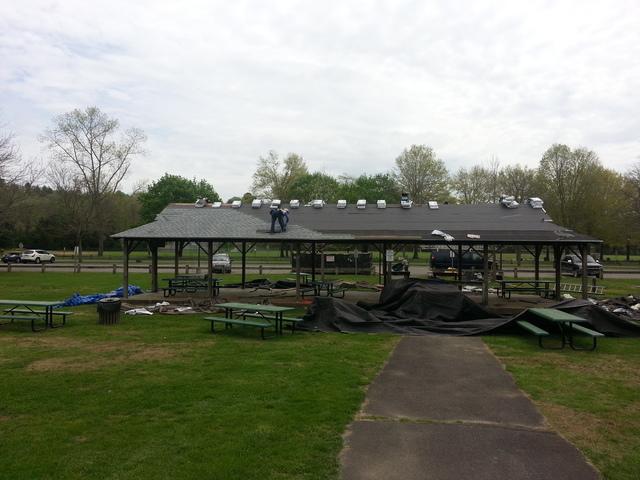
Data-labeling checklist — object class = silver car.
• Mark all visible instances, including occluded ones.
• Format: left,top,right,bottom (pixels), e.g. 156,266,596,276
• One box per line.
21,249,56,264
211,253,232,273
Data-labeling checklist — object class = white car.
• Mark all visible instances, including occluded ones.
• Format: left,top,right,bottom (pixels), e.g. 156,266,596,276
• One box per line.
212,253,232,273
21,249,56,264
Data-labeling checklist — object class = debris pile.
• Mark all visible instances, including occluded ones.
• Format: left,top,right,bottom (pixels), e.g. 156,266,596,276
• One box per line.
597,295,640,323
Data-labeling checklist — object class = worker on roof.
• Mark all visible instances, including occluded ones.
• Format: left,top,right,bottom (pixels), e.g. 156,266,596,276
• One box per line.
269,207,286,233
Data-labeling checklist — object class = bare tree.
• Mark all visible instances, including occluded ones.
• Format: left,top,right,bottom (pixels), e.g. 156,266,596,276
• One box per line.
499,164,536,203
41,107,146,255
393,145,450,203
47,162,93,258
0,126,40,220
537,144,600,226
451,166,491,204
251,151,308,199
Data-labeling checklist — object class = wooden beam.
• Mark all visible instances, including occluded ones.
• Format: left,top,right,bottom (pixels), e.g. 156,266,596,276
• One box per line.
150,242,158,292
311,241,316,283
122,239,129,299
581,244,589,300
482,243,489,305
174,241,179,276
207,241,214,299
554,244,563,301
296,242,302,299
241,241,247,289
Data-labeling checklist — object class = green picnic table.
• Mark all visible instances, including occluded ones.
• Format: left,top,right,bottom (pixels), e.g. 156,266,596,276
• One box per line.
0,299,65,332
525,308,604,351
215,302,296,335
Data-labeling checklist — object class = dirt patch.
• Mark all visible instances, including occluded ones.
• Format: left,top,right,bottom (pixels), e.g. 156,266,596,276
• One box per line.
25,343,183,373
536,401,628,462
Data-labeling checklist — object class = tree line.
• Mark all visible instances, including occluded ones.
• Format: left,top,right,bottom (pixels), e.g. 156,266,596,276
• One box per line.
0,106,638,254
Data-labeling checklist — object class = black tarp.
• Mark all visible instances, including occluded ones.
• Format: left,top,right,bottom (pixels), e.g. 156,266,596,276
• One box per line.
301,279,512,335
300,278,640,336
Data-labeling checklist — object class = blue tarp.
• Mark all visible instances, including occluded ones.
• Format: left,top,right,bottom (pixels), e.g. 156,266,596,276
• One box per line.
61,285,143,307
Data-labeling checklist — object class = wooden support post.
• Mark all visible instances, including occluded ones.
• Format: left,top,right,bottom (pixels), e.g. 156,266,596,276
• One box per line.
122,239,129,299
382,241,388,285
581,244,589,300
296,242,301,299
151,242,159,292
321,249,326,282
207,241,214,299
457,244,463,290
554,244,562,301
311,241,316,283
482,244,489,305
534,244,541,283
174,241,179,277
241,241,247,289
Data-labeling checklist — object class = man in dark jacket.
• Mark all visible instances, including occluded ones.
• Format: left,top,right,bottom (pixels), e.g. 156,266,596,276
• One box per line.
270,208,286,233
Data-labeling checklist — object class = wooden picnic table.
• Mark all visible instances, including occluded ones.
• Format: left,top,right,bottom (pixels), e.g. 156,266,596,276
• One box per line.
498,280,554,299
215,302,295,335
0,299,64,332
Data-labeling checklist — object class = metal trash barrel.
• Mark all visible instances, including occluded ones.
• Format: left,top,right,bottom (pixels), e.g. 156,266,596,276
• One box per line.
97,298,121,324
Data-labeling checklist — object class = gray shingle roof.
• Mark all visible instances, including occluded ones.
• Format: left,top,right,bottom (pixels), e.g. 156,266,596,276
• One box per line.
112,202,600,244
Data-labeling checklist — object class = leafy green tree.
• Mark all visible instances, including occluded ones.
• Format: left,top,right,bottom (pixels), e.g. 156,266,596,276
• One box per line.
393,145,450,203
289,172,340,203
338,173,401,203
251,151,308,200
138,174,221,222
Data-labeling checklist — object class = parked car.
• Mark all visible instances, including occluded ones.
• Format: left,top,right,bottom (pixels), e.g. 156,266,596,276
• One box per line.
430,250,491,275
560,254,603,278
20,249,56,264
211,253,232,273
1,252,22,263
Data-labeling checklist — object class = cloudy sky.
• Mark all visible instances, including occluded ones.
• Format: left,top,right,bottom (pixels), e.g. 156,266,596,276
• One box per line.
1,0,639,199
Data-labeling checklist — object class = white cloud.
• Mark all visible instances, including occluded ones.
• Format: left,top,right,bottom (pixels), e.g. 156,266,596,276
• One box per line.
1,0,639,199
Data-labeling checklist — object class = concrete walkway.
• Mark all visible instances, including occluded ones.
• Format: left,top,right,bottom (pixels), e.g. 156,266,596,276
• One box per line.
340,336,600,480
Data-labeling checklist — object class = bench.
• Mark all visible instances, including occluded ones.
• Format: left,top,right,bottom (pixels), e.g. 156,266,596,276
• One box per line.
0,314,47,332
204,316,273,339
499,283,554,299
241,312,304,333
516,320,550,347
3,309,72,327
568,323,604,351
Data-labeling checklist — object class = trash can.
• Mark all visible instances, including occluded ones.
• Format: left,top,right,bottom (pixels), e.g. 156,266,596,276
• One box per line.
97,298,121,325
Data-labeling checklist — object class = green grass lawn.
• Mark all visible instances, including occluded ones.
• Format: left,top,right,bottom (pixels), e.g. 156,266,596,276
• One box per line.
0,272,398,479
485,336,640,480
2,272,640,479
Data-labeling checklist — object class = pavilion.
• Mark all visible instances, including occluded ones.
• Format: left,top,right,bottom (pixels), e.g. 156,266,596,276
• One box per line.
111,200,601,304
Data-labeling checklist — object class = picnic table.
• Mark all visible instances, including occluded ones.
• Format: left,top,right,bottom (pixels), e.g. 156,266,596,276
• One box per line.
0,299,66,332
521,308,604,351
498,280,554,299
301,280,347,298
214,302,296,335
162,276,219,297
